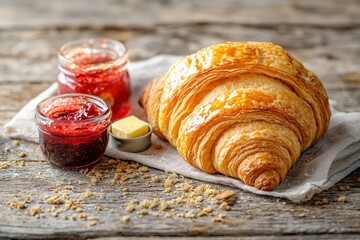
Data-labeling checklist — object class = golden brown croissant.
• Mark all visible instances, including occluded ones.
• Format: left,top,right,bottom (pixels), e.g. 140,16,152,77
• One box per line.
139,42,331,191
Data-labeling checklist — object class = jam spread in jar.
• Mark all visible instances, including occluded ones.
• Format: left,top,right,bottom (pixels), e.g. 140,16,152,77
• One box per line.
58,38,131,121
35,94,112,168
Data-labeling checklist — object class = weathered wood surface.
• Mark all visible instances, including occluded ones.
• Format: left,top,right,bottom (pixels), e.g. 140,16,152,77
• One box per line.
0,0,359,239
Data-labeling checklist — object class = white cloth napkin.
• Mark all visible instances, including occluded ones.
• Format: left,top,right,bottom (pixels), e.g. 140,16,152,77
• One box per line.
4,55,360,202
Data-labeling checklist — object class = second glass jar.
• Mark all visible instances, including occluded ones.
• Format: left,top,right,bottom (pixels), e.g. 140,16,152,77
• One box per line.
57,38,131,121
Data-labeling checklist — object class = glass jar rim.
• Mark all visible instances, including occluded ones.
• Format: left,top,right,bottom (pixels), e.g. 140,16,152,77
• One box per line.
57,38,128,66
35,93,112,125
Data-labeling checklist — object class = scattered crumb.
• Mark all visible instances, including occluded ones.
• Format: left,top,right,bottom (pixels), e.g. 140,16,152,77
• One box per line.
140,200,151,209
138,209,148,216
338,186,350,191
212,214,225,222
125,201,136,212
95,205,103,211
9,199,26,209
338,196,346,203
152,176,161,183
88,220,97,226
46,195,63,205
164,177,175,188
198,207,212,217
12,140,20,146
315,198,329,206
90,178,98,184
214,190,236,203
29,206,41,218
219,202,231,210
18,152,27,158
4,147,11,152
139,166,149,173
122,215,130,222
0,162,9,169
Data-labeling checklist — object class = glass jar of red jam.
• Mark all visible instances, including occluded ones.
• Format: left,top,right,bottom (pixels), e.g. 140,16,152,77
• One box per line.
58,38,131,120
35,94,112,168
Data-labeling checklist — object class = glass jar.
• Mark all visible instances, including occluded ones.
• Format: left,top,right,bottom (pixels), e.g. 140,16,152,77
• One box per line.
35,94,112,168
57,38,131,121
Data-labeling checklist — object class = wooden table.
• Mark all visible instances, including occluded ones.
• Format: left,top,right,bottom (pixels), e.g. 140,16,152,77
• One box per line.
0,1,359,239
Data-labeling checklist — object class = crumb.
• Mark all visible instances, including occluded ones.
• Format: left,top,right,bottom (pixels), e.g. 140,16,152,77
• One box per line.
152,176,161,183
12,140,20,146
79,213,87,219
160,201,170,211
338,196,346,203
315,198,329,206
198,207,212,217
90,178,98,184
95,205,103,211
219,202,231,210
122,215,130,222
212,214,225,222
0,162,9,169
338,186,350,191
164,187,172,193
139,166,149,173
140,200,151,209
63,216,69,220
204,188,219,196
29,206,41,217
194,196,203,203
4,147,11,152
88,221,97,226
125,201,136,212
46,195,63,205
18,152,27,158
214,190,236,203
179,182,192,192
138,209,148,216
129,173,139,179
164,177,175,188
9,199,26,209
184,211,195,218
142,175,150,179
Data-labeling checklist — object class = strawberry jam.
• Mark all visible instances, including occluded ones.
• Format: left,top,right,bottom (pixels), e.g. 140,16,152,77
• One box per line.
58,38,131,121
35,94,112,168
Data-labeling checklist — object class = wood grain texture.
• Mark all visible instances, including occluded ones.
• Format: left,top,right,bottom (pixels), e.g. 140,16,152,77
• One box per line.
0,0,359,239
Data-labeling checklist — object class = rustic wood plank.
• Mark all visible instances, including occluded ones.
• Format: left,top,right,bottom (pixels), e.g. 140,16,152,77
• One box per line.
0,137,359,239
0,0,360,29
1,27,360,83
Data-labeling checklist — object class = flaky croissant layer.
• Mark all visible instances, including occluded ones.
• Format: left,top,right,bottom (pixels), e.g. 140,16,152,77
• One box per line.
140,42,331,191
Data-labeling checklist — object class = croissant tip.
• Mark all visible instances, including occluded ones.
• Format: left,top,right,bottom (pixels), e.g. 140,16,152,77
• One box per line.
254,170,281,191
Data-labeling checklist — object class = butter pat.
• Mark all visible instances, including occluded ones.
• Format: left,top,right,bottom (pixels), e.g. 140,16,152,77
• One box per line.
111,115,149,139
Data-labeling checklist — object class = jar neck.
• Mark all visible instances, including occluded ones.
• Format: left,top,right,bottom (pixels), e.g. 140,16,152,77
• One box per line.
57,38,129,76
35,94,112,137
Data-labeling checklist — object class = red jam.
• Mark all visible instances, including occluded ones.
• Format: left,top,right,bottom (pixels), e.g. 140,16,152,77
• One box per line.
58,38,131,121
35,94,112,168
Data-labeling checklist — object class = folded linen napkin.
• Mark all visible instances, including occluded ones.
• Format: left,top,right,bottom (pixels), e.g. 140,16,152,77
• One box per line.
4,55,360,202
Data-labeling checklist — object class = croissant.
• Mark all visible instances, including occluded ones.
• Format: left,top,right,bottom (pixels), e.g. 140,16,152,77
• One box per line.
139,42,331,191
